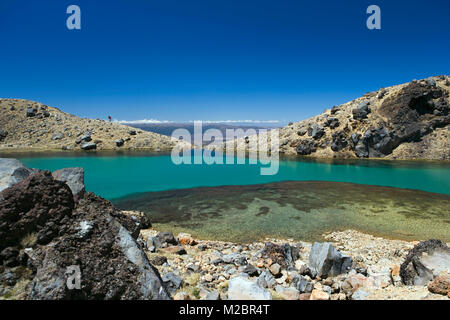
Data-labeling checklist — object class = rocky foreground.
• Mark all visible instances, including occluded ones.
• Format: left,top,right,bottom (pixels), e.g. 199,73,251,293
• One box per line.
0,99,187,152
0,158,449,300
218,75,450,160
137,229,450,300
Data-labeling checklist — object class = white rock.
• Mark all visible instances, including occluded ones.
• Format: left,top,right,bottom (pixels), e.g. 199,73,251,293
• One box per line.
228,276,272,300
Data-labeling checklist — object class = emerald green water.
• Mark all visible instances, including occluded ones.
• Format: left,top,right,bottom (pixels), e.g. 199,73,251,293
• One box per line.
14,153,450,199
9,152,450,241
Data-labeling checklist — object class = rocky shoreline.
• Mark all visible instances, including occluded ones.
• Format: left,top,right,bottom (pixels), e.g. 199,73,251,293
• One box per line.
0,159,449,300
136,227,450,300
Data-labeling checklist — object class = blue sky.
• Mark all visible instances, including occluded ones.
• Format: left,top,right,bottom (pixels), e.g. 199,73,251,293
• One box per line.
0,0,449,123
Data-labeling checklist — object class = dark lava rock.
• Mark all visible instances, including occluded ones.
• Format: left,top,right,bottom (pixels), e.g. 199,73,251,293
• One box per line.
310,123,325,140
330,105,340,115
308,242,353,278
156,231,178,246
331,132,348,152
297,128,307,136
242,264,259,277
353,127,400,158
354,140,369,158
379,81,448,141
325,117,340,129
400,239,450,286
148,255,168,266
0,170,169,300
296,139,317,155
0,130,8,141
80,133,92,142
128,130,137,136
295,275,314,293
0,171,74,250
115,139,124,147
80,142,97,150
51,133,64,140
377,89,387,99
26,107,37,117
261,242,299,269
352,101,371,120
350,133,361,149
161,272,182,295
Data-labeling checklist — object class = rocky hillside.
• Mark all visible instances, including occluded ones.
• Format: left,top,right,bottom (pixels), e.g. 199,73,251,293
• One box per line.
224,76,450,160
0,99,185,152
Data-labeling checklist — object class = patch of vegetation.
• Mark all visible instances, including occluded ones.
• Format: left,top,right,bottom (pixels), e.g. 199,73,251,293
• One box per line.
20,233,37,248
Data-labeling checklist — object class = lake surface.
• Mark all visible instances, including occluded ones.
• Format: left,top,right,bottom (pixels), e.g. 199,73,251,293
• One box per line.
16,153,450,199
12,152,450,242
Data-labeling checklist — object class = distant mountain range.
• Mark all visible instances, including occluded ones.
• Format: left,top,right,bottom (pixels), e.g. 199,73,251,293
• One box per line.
122,122,281,141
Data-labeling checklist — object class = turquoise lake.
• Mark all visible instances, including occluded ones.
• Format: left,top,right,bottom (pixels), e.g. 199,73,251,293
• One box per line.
14,152,450,199
8,152,450,242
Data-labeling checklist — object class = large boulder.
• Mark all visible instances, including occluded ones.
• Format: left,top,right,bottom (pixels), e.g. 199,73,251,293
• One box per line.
308,242,353,278
80,142,97,150
52,167,85,199
0,171,170,300
228,276,272,300
352,101,371,120
0,158,34,193
296,139,317,155
331,132,348,152
261,242,299,269
353,127,400,158
325,117,340,129
400,239,450,286
0,171,75,253
310,123,325,140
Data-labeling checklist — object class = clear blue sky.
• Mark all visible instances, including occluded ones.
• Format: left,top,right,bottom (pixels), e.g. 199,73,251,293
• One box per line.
0,0,449,123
